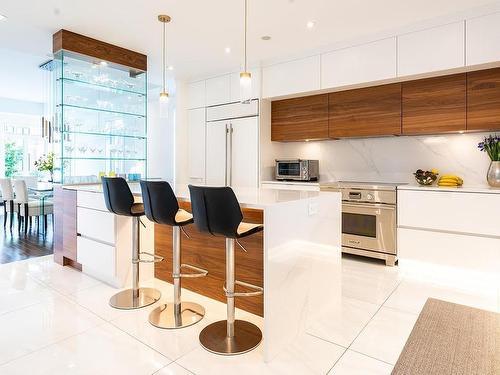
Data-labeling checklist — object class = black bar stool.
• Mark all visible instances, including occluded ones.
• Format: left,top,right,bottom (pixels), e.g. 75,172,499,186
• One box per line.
140,180,207,329
101,177,162,309
188,185,264,355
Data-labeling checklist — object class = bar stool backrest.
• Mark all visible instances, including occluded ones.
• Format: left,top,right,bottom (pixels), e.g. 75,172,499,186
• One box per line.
13,179,28,203
188,185,243,238
140,180,179,226
0,178,14,201
101,177,134,216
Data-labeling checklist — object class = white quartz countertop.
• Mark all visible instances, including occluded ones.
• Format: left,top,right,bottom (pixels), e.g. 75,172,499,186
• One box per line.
261,180,320,186
64,182,332,209
398,183,500,194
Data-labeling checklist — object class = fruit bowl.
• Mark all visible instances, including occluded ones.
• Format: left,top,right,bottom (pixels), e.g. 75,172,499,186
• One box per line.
413,169,439,185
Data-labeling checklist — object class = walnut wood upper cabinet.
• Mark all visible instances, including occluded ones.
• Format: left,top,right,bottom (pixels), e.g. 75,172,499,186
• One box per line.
467,68,500,132
328,83,401,138
271,94,329,141
402,74,466,135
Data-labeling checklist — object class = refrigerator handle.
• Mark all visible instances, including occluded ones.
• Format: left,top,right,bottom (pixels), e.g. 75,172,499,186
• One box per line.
229,123,233,186
225,123,229,186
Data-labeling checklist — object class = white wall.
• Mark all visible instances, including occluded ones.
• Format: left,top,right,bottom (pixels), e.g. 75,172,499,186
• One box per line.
271,132,495,186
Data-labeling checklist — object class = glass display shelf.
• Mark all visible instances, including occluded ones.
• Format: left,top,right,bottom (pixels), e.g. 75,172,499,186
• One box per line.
52,49,147,184
57,77,146,97
61,130,146,139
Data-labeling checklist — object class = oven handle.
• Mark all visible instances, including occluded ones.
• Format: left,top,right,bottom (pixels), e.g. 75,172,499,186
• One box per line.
343,202,396,210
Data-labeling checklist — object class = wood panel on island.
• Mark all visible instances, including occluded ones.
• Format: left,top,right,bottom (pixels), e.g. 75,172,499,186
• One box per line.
53,186,80,269
467,67,500,132
155,201,264,317
402,73,466,135
271,94,329,141
328,83,402,138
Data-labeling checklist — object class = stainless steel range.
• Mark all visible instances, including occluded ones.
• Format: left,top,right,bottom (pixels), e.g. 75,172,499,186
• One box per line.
321,181,405,266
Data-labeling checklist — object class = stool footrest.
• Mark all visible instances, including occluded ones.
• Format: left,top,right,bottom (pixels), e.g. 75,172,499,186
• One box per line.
224,280,263,298
173,263,208,279
133,252,164,264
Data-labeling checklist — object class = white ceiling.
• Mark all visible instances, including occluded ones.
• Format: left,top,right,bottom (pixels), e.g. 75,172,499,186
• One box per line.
0,0,498,102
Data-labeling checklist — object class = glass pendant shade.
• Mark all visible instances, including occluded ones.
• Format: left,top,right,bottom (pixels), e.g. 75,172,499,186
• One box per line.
240,72,252,104
159,92,169,118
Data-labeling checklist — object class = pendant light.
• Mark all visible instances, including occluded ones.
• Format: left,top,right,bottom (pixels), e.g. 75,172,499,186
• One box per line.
240,0,252,104
158,14,171,118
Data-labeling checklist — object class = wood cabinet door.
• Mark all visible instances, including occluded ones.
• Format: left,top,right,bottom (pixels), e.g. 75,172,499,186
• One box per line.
467,68,500,131
271,94,328,141
328,83,401,138
402,74,466,135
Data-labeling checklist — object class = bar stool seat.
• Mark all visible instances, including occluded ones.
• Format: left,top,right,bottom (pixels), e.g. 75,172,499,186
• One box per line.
101,177,162,310
141,180,207,329
189,185,264,356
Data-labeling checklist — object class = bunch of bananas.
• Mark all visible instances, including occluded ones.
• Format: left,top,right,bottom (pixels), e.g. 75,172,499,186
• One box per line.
438,175,463,187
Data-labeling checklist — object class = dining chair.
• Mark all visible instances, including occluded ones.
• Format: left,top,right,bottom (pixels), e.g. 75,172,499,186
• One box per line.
13,179,53,234
0,178,17,230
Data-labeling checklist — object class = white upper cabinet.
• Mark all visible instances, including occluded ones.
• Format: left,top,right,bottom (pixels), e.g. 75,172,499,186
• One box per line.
205,74,231,106
187,108,206,183
466,12,500,66
187,81,206,109
229,68,261,102
398,22,465,77
262,55,320,98
321,38,397,89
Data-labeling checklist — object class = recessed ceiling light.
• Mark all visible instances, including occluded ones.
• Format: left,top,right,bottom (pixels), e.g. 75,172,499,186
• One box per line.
224,47,231,54
261,35,271,41
167,65,174,71
0,14,7,21
100,61,108,66
306,21,315,29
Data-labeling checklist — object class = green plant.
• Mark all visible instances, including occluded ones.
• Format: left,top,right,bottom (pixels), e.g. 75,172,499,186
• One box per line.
34,152,54,176
478,135,500,161
4,142,23,177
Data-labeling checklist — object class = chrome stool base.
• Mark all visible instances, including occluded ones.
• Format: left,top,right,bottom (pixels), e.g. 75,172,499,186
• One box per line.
199,320,262,355
149,302,205,329
109,287,161,310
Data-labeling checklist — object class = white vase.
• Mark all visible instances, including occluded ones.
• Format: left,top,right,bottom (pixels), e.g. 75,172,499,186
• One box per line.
487,161,500,188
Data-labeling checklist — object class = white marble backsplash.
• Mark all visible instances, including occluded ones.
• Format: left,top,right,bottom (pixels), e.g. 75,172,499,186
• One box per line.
272,132,497,186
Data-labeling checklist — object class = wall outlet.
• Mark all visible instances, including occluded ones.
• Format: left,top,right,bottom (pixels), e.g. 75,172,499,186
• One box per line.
308,202,319,216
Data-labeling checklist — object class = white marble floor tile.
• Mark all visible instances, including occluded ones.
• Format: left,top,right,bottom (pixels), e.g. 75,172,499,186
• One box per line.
328,350,393,375
384,279,499,315
69,282,143,322
307,296,380,347
177,332,344,375
26,258,102,295
0,266,58,316
0,323,169,374
350,307,418,365
155,363,194,375
0,295,104,365
341,272,401,306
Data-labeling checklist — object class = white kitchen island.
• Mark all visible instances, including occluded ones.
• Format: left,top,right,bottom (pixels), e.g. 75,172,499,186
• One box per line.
59,183,342,362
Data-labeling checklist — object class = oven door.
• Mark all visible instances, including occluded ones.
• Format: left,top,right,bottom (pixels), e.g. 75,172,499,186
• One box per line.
275,161,302,180
342,202,396,254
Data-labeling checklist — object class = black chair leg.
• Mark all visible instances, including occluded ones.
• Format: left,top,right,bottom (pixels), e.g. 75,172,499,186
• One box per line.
44,215,48,232
9,201,14,231
24,204,29,235
3,201,6,228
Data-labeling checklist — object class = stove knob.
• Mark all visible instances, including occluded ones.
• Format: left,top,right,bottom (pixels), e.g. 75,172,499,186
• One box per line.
366,193,374,200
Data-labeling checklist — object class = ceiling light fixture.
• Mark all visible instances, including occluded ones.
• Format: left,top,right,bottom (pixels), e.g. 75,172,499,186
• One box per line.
225,47,231,54
158,14,172,118
239,0,252,104
306,21,315,29
0,14,6,21
167,65,174,71
261,35,271,41
100,61,108,66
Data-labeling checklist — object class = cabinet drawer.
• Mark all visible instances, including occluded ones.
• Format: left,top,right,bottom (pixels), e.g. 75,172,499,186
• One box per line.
77,207,115,244
398,227,500,274
77,236,116,278
398,190,500,237
77,191,108,211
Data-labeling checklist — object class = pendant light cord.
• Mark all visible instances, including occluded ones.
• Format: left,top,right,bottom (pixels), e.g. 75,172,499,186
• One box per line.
162,20,166,93
244,0,247,72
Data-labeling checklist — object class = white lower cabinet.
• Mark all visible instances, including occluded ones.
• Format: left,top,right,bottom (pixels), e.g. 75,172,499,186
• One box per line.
397,189,500,277
77,207,115,244
77,237,116,282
